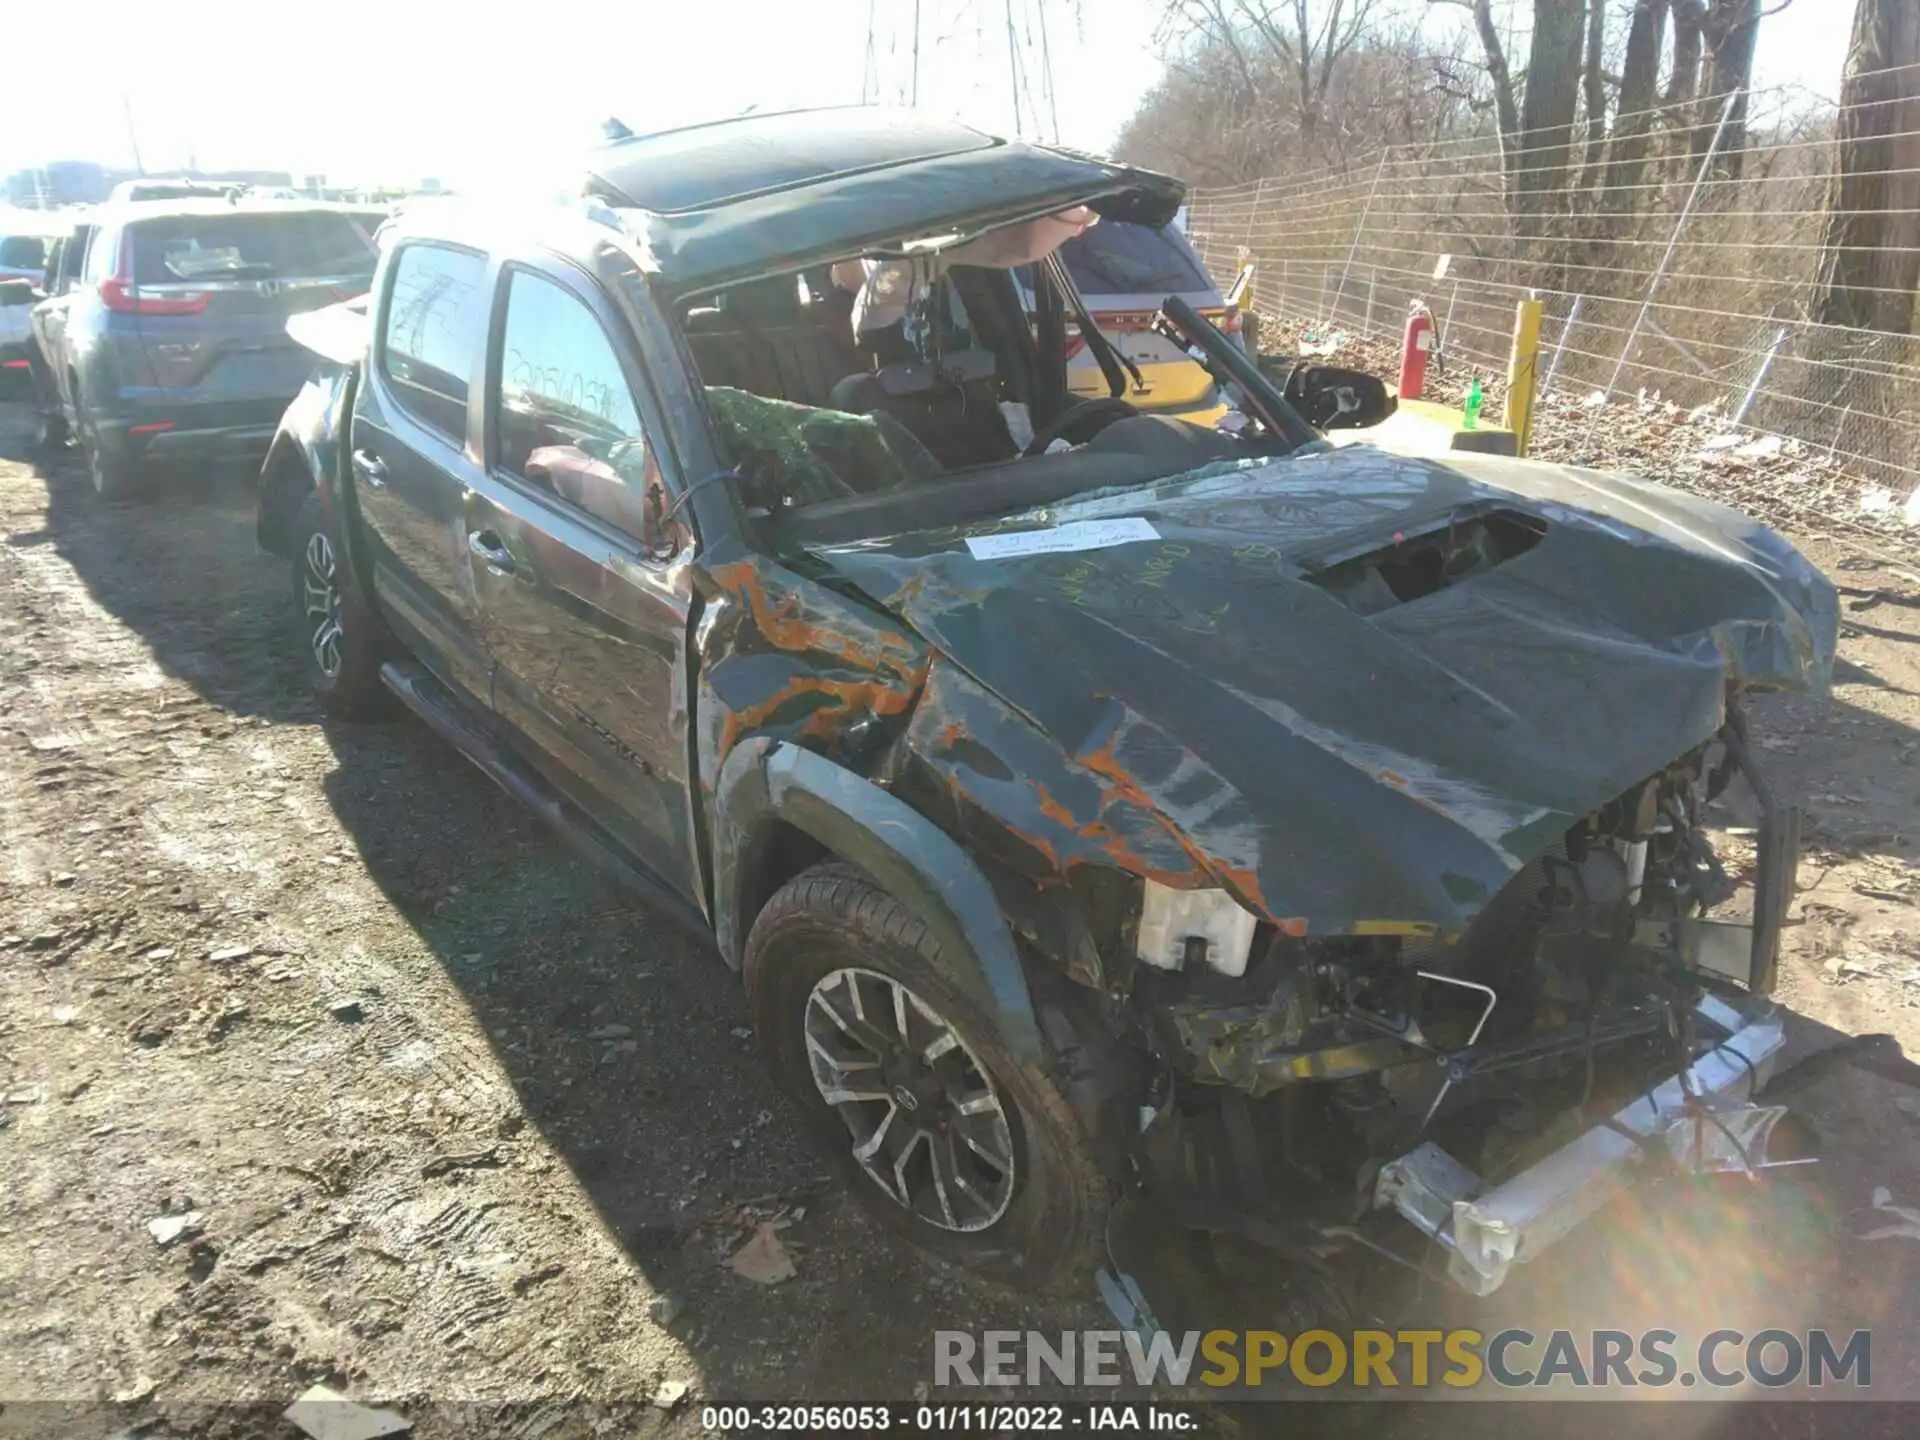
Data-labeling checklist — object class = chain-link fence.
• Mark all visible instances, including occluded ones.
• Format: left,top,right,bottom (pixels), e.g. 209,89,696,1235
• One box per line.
1184,74,1920,522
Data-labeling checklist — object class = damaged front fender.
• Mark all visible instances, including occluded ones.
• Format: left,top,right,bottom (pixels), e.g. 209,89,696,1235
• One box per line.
712,736,1044,1065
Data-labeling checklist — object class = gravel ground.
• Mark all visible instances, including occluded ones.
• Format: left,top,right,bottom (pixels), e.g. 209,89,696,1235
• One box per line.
4,395,1920,1437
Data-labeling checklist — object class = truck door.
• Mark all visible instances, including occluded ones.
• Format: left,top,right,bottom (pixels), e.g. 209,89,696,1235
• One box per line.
465,261,696,898
348,240,494,703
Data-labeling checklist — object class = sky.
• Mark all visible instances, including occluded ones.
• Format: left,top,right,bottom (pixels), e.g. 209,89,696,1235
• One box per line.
0,0,1858,193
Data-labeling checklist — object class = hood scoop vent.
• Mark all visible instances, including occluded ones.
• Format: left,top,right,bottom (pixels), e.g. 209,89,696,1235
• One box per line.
1304,508,1546,617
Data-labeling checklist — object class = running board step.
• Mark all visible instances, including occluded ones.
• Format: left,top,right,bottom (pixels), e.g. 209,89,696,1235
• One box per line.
378,661,712,943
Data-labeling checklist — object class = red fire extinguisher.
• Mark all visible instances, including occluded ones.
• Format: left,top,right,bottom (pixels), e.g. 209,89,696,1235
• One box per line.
1399,300,1437,400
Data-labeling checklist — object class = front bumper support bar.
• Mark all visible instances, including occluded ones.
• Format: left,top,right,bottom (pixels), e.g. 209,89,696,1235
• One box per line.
1374,992,1786,1295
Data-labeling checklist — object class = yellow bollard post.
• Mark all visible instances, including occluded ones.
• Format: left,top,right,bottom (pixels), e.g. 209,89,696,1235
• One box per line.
1506,292,1544,457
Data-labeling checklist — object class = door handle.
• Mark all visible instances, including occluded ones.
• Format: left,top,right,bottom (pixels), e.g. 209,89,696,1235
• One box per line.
351,449,387,488
468,529,516,575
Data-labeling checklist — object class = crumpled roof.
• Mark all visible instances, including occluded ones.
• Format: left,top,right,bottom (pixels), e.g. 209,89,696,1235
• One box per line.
585,107,1184,292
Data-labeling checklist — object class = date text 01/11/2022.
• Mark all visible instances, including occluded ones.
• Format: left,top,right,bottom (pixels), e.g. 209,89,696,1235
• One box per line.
696,1404,1199,1431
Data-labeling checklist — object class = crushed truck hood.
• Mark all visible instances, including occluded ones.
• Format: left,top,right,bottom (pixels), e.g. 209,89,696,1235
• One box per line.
816,445,1838,933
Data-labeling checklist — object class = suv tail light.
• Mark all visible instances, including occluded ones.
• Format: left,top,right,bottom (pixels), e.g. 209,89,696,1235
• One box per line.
100,275,209,316
99,234,208,315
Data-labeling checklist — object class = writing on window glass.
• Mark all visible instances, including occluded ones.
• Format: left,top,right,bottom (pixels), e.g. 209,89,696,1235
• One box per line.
505,348,622,430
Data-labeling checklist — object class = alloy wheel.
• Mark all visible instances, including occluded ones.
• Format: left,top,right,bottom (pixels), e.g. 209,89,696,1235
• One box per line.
303,530,344,680
803,967,1016,1233
79,416,106,494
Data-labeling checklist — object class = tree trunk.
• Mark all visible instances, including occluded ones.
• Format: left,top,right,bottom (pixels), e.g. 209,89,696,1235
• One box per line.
1815,0,1920,333
1695,0,1761,178
1513,0,1588,226
1666,0,1704,108
1602,0,1670,208
1579,0,1609,188
1467,0,1522,188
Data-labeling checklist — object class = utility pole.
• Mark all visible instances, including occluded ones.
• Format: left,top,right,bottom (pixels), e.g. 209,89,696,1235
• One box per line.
121,91,146,175
862,0,878,103
911,0,922,105
1036,0,1059,143
1005,0,1023,136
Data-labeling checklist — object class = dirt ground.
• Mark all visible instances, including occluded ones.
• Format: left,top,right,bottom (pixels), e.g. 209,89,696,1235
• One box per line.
4,393,1920,1436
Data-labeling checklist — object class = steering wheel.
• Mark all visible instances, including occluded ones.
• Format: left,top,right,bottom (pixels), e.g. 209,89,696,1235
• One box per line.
1022,397,1140,457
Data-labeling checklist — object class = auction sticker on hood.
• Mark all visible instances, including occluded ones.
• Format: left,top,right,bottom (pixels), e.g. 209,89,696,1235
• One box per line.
965,517,1160,560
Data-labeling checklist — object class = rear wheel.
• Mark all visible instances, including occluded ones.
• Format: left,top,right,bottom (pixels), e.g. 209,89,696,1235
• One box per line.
744,862,1107,1291
35,408,69,454
25,351,67,452
75,403,143,501
292,490,394,719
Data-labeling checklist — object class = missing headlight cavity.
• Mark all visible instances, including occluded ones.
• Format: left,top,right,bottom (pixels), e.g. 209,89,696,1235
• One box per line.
1306,509,1546,616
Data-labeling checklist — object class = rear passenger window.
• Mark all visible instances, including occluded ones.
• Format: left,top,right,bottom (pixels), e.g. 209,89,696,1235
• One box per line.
381,244,487,439
493,269,653,539
82,228,117,284
62,228,97,289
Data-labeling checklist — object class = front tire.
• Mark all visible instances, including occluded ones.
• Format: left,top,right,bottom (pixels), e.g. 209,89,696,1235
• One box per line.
291,490,394,719
744,862,1107,1291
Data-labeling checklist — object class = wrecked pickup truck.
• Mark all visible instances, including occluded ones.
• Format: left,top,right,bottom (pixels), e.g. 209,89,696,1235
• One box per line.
254,107,1837,1303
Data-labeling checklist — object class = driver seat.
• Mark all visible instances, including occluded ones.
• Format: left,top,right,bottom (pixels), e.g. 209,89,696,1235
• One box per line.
829,348,1018,470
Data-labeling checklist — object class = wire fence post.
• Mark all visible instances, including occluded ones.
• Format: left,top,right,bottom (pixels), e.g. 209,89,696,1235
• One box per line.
1183,74,1920,511
1507,292,1545,456
1730,326,1791,429
1242,178,1266,255
1541,294,1584,396
1606,87,1744,398
1327,150,1390,327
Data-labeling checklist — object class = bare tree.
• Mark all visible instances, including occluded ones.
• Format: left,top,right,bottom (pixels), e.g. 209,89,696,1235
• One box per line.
1694,0,1765,176
1429,0,1520,183
1579,0,1610,184
1814,0,1920,332
1666,0,1705,107
1157,0,1392,150
1602,0,1671,206
1117,20,1479,181
1513,0,1589,221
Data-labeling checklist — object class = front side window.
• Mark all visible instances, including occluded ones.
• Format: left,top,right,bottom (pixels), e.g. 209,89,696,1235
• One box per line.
380,243,488,439
494,268,653,539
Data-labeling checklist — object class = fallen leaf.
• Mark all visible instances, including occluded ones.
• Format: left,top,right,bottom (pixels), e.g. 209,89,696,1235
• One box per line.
148,1210,204,1247
284,1385,412,1440
1862,1187,1920,1244
726,1221,796,1285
